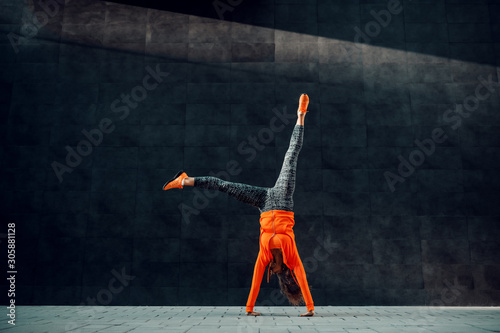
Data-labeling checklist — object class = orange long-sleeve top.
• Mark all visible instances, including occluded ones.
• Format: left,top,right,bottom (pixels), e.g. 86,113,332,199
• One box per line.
245,210,314,313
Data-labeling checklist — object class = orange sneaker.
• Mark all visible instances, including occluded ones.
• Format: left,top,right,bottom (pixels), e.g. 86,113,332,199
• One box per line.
298,93,309,113
163,171,188,190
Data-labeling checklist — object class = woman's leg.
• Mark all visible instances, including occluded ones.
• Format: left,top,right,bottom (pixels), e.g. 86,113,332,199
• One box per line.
274,123,304,195
185,176,268,210
263,116,305,211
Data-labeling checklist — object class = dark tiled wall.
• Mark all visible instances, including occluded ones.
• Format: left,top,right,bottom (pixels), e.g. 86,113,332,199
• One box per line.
1,0,499,307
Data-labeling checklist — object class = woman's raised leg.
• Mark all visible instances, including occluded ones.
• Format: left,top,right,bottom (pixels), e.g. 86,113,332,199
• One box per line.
192,176,268,210
264,94,308,211
163,171,268,210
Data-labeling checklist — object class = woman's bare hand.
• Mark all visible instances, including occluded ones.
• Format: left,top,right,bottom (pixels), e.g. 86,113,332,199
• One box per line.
246,311,261,316
299,310,314,317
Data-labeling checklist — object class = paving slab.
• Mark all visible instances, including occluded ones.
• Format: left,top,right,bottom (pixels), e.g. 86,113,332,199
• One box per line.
0,306,499,333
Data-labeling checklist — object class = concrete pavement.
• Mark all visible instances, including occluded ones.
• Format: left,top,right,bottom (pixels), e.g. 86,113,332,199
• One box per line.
1,306,499,333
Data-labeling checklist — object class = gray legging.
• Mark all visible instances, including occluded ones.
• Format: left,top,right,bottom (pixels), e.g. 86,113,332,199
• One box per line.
194,125,304,213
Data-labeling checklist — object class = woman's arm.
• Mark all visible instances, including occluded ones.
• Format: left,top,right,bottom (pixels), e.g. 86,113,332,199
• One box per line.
245,251,269,315
290,256,315,316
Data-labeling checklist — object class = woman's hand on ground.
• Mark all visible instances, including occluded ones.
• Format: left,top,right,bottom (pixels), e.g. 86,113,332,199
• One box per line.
246,311,261,316
299,310,314,317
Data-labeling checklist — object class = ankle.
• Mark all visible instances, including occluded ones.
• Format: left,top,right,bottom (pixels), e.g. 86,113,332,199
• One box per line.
183,177,194,186
296,115,305,126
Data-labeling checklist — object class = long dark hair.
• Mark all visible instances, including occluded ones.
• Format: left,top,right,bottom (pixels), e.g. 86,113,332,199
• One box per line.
276,264,304,306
